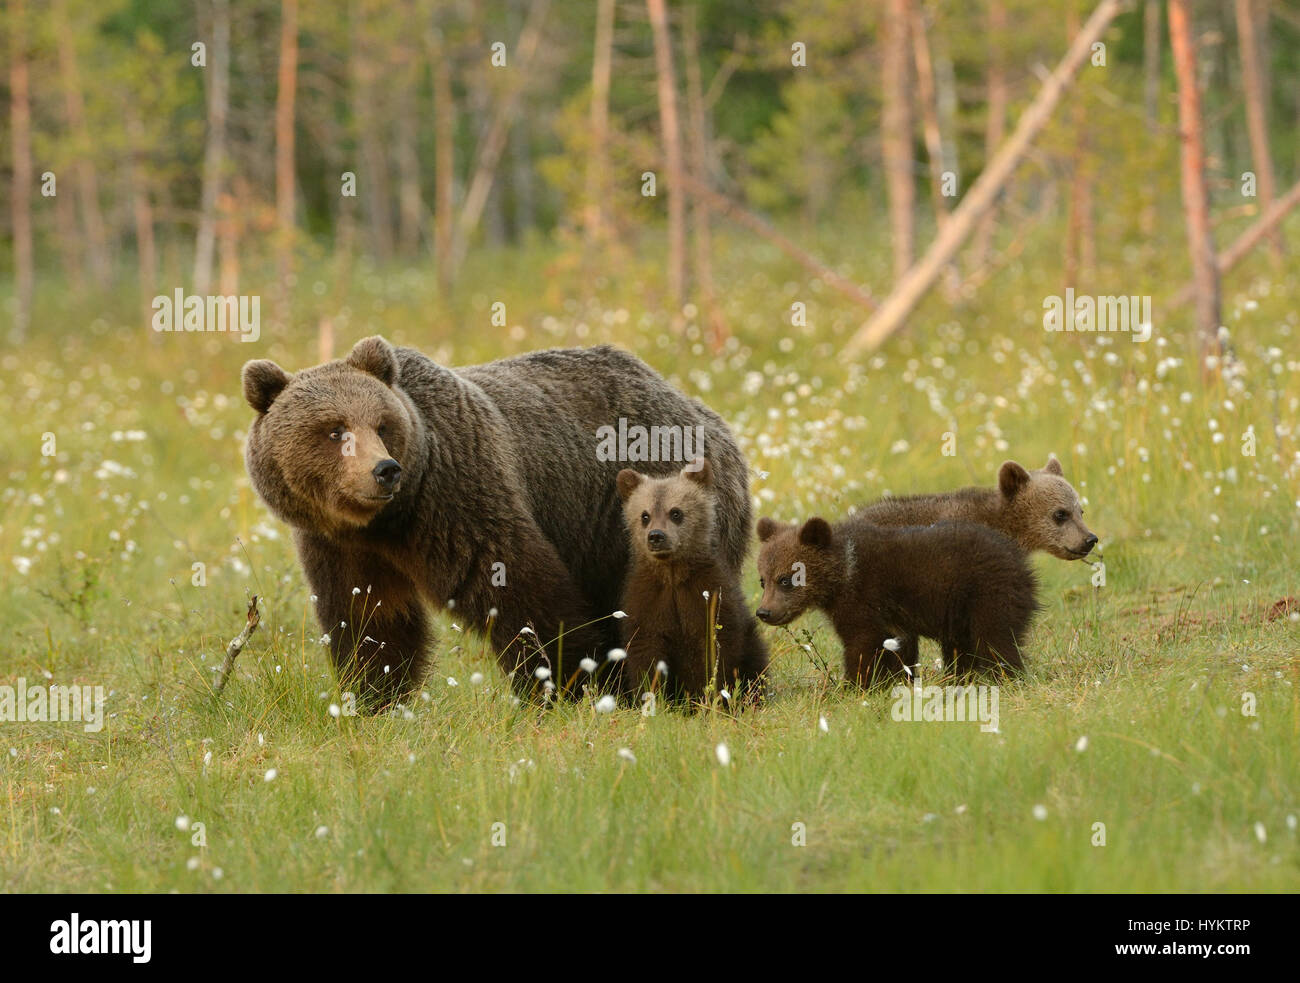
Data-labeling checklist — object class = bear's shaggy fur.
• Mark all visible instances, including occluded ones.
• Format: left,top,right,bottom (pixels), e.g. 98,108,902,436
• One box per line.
242,336,753,706
854,456,1094,670
755,516,1038,686
616,460,768,703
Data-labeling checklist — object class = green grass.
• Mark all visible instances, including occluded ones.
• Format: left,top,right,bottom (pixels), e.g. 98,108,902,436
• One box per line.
1,221,1298,892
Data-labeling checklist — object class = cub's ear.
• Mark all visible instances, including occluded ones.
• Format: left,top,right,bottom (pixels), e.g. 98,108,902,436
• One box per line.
242,360,290,414
683,457,712,486
347,335,397,386
798,517,833,549
756,517,781,542
998,460,1031,499
616,469,644,502
1042,455,1064,476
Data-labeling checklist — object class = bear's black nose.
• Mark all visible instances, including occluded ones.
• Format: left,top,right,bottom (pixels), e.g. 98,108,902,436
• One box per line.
756,608,772,623
373,458,402,489
646,529,668,549
1084,534,1098,550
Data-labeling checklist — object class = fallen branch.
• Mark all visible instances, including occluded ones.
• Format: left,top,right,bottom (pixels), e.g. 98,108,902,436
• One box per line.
214,595,261,695
1169,177,1300,308
843,0,1126,355
679,172,878,311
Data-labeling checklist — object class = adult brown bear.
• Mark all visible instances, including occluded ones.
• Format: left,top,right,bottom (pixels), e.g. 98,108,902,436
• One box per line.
241,336,752,707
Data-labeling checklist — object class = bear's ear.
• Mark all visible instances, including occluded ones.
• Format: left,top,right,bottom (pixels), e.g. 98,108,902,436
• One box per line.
683,457,712,486
998,460,1031,499
1042,455,1064,476
756,517,781,542
347,335,397,386
798,517,833,549
616,469,643,502
242,360,291,414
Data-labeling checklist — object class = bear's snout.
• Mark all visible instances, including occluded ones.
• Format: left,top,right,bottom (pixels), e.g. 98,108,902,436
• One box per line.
755,607,773,623
646,529,669,553
372,458,402,491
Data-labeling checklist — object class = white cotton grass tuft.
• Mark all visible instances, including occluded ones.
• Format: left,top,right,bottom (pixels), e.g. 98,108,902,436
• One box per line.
1074,736,1089,752
186,857,201,871
818,715,829,733
617,748,637,764
519,626,535,635
882,638,901,652
447,676,459,686
470,672,485,686
175,815,190,832
533,667,551,680
606,648,627,662
595,695,616,714
612,610,627,619
264,768,278,782
328,704,341,718
1254,822,1267,844
656,661,669,676
579,658,598,673
315,825,329,839
1032,804,1048,821
715,743,731,767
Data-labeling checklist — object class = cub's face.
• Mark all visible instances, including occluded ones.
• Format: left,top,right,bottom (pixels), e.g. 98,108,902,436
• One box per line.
243,336,416,529
617,459,717,568
999,456,1099,560
754,517,834,626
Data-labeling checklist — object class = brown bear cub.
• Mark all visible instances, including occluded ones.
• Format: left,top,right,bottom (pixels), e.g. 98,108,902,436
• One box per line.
860,456,1097,561
617,460,769,704
755,516,1038,687
857,455,1095,671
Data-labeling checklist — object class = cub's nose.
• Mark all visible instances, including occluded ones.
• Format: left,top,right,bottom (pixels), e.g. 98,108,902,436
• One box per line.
756,608,772,623
1084,534,1099,551
646,529,668,549
373,458,402,489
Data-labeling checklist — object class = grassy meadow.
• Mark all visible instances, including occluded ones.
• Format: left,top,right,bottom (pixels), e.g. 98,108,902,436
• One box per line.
1,221,1298,893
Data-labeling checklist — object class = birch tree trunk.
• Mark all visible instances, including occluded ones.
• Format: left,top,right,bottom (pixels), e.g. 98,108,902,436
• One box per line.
1168,0,1222,372
195,0,231,297
882,0,915,283
584,0,616,246
276,0,299,310
647,0,687,312
1235,0,1284,261
9,0,34,340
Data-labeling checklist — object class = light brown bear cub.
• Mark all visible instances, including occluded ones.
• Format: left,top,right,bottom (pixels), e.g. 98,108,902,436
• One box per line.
617,460,769,703
861,456,1097,560
755,516,1038,686
858,455,1095,672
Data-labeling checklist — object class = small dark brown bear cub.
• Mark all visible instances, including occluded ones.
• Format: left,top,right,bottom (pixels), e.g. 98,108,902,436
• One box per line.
755,516,1038,686
617,459,768,703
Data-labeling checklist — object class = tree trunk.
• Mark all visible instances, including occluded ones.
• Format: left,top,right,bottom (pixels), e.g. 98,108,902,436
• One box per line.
127,110,157,331
195,0,231,297
431,31,455,292
1064,4,1094,285
909,3,947,228
275,0,299,313
1141,0,1160,237
452,0,549,274
351,2,394,262
971,0,1008,271
9,0,34,340
683,3,725,349
844,0,1125,356
647,0,687,313
584,0,616,246
882,0,915,283
1235,0,1284,261
396,69,424,255
1168,0,1222,372
53,0,111,289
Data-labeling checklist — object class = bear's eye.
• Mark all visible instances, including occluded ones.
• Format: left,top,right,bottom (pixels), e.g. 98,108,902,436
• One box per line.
641,511,650,526
376,424,387,440
328,428,343,441
759,578,765,589
668,508,684,523
1052,509,1069,523
777,575,792,589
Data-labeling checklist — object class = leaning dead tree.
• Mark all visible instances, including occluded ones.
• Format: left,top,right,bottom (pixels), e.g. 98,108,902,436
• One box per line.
843,0,1125,356
1169,177,1300,308
1168,0,1222,372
